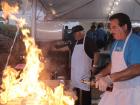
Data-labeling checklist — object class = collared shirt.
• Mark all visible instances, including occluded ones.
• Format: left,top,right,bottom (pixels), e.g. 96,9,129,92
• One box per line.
86,29,97,40
96,28,107,41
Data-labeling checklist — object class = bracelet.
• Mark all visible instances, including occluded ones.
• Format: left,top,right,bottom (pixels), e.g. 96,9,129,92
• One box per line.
92,64,98,68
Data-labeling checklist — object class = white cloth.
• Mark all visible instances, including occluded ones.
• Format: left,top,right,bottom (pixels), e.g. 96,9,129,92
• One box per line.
99,31,140,105
71,36,92,91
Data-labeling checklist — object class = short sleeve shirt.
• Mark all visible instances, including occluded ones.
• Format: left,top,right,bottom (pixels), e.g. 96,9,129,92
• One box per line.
111,33,140,67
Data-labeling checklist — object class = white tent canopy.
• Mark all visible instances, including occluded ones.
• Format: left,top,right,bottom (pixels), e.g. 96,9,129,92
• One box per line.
34,0,140,41
2,0,140,41
39,0,140,21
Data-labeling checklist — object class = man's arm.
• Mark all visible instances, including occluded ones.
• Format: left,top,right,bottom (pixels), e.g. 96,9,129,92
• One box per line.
110,64,140,82
93,52,100,66
97,63,111,77
92,52,100,74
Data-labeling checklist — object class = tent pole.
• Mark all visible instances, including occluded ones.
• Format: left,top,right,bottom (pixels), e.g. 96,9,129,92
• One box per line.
31,0,37,39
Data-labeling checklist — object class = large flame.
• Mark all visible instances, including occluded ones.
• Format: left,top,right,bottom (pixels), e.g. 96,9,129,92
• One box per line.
0,1,74,105
1,1,19,21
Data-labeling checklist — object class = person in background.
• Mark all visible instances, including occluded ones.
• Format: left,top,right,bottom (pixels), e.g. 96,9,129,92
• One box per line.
62,26,75,53
70,25,99,105
86,23,97,40
132,26,140,37
95,13,140,105
105,23,115,50
96,23,107,49
63,26,72,41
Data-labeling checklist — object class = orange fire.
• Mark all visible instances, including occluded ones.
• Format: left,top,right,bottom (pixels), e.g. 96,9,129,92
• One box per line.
0,1,74,105
1,1,19,21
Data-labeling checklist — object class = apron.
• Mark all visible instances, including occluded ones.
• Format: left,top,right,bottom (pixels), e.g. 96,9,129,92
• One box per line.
71,36,92,91
99,31,140,105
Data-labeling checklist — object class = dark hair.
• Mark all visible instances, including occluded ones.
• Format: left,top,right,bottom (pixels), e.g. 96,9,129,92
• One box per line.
65,26,68,29
91,24,96,29
72,25,84,33
97,23,104,28
109,13,132,32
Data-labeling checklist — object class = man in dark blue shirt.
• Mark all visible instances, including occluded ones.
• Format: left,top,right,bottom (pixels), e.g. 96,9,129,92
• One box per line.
86,23,97,40
96,23,107,49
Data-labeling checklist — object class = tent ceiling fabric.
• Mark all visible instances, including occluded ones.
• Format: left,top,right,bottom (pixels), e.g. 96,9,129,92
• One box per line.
39,0,140,21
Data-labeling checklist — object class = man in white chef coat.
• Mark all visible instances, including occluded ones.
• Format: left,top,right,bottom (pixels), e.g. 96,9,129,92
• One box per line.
71,25,99,105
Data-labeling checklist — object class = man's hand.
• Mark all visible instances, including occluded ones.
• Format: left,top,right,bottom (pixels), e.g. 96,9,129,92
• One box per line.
95,75,112,91
95,73,103,80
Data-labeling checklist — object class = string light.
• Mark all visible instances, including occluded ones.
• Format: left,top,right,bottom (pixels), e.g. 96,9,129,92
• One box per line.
50,7,56,15
111,10,114,14
108,0,121,17
115,1,119,5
